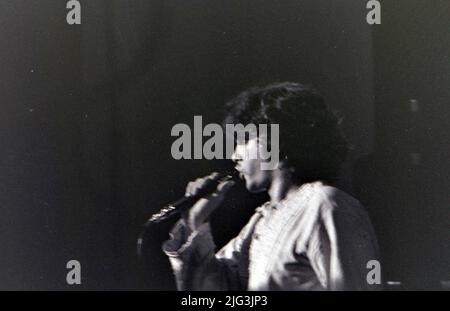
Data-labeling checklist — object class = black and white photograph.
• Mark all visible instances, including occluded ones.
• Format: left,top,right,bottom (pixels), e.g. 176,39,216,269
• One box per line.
0,0,449,295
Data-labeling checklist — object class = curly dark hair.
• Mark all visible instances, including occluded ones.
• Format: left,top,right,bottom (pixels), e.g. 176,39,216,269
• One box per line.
223,82,348,184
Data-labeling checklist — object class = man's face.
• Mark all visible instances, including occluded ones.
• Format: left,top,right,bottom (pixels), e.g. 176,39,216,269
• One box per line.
231,137,272,193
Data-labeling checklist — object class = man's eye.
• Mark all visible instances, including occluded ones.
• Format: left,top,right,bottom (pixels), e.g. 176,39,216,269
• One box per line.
234,133,249,144
244,132,251,142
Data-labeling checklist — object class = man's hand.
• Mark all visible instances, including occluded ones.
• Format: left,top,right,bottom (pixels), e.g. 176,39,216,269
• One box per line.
182,172,235,232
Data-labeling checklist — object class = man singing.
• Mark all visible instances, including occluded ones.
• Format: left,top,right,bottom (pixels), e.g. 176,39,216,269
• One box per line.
162,82,382,290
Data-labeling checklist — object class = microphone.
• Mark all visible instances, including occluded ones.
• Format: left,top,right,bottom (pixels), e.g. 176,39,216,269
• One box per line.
147,170,239,224
137,170,239,258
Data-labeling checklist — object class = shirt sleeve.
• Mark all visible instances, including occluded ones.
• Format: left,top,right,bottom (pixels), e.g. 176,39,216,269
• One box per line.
306,196,383,291
162,219,248,291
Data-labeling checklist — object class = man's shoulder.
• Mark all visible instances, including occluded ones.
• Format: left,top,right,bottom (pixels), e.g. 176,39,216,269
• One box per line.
296,181,366,217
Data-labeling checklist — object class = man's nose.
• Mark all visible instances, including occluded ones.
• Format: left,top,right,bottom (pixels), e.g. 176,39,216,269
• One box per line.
231,150,239,162
231,145,243,162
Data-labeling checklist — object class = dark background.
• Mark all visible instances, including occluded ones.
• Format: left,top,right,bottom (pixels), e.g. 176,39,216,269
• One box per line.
0,0,448,290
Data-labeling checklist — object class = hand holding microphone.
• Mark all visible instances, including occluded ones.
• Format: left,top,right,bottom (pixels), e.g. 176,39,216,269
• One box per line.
137,170,238,258
182,172,236,231
144,170,239,225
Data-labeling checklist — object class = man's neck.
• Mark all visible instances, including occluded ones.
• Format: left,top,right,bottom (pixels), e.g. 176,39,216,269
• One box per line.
268,169,296,204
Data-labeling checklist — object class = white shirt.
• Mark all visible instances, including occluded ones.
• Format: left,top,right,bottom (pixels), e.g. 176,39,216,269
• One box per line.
163,181,382,290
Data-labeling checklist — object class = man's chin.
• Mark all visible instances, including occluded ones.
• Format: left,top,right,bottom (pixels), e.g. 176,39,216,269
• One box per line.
245,180,266,193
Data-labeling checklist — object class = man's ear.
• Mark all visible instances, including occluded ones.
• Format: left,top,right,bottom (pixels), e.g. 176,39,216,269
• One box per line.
277,153,289,168
278,156,296,175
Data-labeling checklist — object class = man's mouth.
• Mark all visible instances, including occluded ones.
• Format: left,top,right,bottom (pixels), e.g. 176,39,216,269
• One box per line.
234,166,245,179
